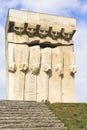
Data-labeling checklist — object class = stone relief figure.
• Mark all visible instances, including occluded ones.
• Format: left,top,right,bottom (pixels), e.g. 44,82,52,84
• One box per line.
8,22,24,72
25,45,40,101
49,46,63,102
7,22,29,100
13,22,29,73
37,47,52,102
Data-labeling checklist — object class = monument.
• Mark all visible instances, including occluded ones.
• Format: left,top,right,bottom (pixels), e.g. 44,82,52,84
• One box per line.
5,9,77,103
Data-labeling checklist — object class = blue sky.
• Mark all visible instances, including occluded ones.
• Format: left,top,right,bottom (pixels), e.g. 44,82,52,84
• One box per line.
0,0,87,102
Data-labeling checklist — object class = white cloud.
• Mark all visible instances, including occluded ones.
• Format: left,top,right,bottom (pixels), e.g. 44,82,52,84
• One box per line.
0,0,86,23
0,0,82,20
20,0,79,10
19,0,80,15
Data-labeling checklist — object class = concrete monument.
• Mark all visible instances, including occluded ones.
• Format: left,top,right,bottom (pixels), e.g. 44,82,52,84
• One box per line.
5,9,77,103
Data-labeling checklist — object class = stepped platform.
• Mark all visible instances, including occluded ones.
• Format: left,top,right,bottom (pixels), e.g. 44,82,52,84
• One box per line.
0,100,67,130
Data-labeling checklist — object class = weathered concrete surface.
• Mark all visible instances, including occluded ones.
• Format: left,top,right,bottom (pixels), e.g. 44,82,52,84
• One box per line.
6,9,76,103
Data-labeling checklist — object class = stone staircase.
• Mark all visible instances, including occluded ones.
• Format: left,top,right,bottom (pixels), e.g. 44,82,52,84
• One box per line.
0,100,67,130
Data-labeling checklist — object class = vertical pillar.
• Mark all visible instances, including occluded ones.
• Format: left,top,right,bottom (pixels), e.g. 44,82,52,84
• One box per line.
49,46,63,103
25,45,40,101
7,43,16,99
14,44,29,100
37,47,52,102
62,45,76,102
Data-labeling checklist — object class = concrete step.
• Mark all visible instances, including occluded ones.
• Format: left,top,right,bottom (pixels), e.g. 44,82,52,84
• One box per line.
0,116,58,120
0,106,48,108
0,123,65,129
0,127,67,130
0,120,63,125
0,100,44,106
0,113,55,117
0,108,50,111
0,110,51,113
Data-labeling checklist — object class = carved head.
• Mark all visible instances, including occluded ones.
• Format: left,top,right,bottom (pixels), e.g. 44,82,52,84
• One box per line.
50,25,62,40
14,22,24,35
39,25,49,38
62,26,75,40
26,23,37,37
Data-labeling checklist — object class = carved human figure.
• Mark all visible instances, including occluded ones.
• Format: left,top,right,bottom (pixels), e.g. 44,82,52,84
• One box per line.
25,45,40,101
7,22,29,100
7,22,24,72
13,22,29,72
37,47,52,102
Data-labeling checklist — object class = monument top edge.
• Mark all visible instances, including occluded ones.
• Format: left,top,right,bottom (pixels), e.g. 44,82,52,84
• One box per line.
7,8,76,26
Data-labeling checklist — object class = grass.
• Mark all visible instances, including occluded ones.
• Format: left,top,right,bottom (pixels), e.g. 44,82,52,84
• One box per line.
46,103,87,130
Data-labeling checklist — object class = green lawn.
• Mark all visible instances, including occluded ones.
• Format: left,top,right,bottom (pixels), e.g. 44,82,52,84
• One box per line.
47,103,87,130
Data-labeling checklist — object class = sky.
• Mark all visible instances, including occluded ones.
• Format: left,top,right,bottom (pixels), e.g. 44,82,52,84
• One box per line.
0,0,87,102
